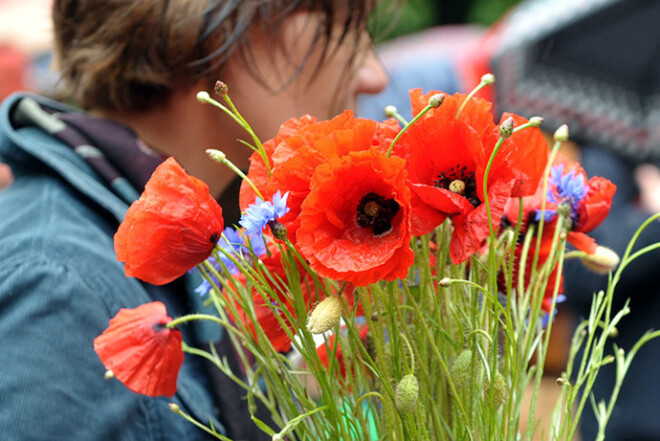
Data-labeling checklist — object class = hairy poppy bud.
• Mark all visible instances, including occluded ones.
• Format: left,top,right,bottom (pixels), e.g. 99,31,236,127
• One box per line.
206,149,226,164
481,73,495,85
529,116,544,127
581,246,620,274
214,81,229,96
428,93,445,108
499,117,515,138
307,296,343,334
484,372,508,409
395,374,419,414
451,349,474,394
384,105,398,117
554,124,569,142
196,91,211,103
168,403,180,413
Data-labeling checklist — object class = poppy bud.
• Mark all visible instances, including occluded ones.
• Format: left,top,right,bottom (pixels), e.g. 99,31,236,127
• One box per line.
481,73,495,85
196,91,211,103
168,403,181,413
451,349,474,394
484,372,508,409
307,296,343,334
499,117,515,138
214,81,229,96
384,105,398,117
104,370,114,380
428,93,445,108
529,116,544,127
206,149,226,164
438,278,452,288
554,124,569,142
395,374,419,414
581,246,620,274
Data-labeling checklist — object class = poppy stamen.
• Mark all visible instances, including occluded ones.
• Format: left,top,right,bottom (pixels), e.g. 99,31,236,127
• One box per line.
356,192,400,236
435,165,480,207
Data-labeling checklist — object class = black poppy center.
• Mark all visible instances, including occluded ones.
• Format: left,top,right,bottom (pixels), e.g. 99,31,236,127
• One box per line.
435,165,480,208
209,232,219,244
152,321,168,332
356,192,400,236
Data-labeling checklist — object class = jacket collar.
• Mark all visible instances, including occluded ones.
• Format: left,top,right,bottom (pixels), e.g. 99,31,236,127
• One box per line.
0,93,130,222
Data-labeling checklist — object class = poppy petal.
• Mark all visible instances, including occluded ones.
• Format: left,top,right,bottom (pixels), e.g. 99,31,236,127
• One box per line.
114,158,224,285
94,302,183,397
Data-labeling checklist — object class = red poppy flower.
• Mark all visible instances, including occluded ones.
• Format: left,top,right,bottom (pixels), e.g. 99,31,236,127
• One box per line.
240,111,400,244
94,302,183,397
544,158,616,253
397,116,515,264
114,157,224,285
296,148,413,286
408,89,548,199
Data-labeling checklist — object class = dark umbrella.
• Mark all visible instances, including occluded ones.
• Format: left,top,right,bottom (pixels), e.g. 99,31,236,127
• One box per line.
491,0,660,159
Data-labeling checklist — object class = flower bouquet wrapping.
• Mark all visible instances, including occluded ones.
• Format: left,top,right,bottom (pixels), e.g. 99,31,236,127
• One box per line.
96,76,660,440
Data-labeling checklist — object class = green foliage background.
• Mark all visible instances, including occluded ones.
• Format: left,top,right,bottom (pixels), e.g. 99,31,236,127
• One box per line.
371,0,522,42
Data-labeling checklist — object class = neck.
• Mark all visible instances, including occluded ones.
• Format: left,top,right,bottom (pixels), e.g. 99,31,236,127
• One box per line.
93,87,251,199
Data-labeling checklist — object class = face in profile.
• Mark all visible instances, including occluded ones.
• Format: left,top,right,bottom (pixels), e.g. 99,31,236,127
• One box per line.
221,9,389,142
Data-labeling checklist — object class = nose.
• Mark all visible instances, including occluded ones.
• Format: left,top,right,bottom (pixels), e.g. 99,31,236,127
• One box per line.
355,49,389,96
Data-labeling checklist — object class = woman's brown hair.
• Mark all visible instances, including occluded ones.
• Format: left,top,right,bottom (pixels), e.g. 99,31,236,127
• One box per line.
52,0,376,112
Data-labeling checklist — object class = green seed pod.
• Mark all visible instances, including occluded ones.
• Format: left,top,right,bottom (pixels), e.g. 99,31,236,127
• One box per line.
306,296,343,334
485,372,508,409
395,374,419,414
451,349,474,394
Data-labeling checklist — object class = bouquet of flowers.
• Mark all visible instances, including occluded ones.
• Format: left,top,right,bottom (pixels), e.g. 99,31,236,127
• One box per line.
93,75,660,440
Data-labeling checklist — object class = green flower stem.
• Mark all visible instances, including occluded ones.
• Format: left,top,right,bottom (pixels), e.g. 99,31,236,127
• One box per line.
198,91,271,177
271,406,329,440
455,76,492,119
532,138,562,271
210,151,264,201
166,313,226,329
406,290,472,436
169,403,232,440
222,94,271,178
386,103,435,157
482,136,506,239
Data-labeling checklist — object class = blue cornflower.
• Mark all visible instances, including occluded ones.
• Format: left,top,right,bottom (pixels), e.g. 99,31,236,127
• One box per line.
239,191,290,237
535,164,589,223
192,227,266,297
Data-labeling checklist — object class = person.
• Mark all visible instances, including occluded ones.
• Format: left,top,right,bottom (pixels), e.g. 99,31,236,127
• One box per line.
0,1,388,439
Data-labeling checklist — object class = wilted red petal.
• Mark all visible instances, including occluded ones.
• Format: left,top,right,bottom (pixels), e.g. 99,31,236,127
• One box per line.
114,157,224,285
94,302,183,397
577,176,616,233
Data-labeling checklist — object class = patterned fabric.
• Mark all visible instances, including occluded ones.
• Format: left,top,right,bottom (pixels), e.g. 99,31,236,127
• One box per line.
12,97,163,203
491,0,660,159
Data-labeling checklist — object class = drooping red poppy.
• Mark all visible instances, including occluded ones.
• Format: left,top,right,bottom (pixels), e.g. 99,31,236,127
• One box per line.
396,115,515,264
240,111,400,245
296,148,413,286
114,157,224,285
94,302,183,397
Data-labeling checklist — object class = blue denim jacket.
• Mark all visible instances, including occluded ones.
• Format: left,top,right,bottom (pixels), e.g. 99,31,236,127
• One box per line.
0,93,224,440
